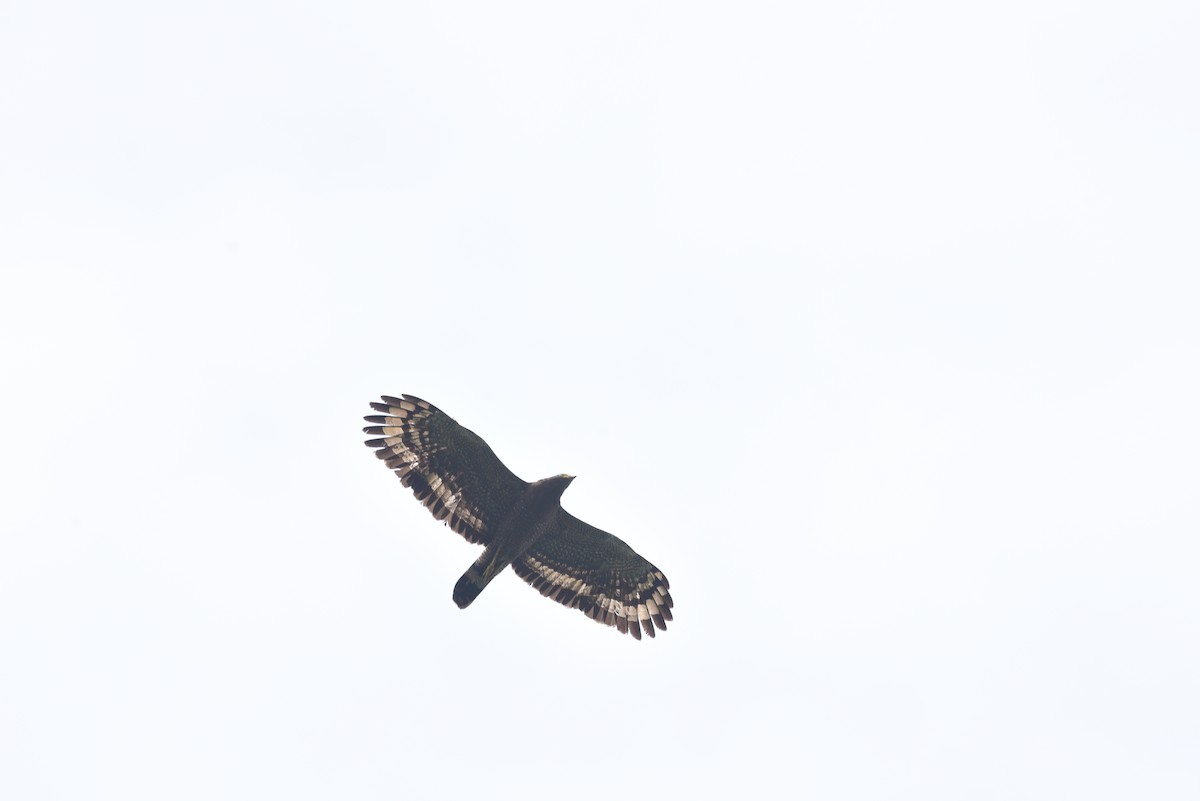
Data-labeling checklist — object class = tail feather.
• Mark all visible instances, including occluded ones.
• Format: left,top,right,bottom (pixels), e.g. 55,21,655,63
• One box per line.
453,566,488,608
453,544,513,609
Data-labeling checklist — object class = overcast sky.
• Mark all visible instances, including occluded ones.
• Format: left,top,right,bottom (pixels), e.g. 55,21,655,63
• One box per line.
2,2,1198,799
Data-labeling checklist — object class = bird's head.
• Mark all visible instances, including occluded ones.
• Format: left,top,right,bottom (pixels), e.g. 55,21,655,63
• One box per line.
533,473,576,502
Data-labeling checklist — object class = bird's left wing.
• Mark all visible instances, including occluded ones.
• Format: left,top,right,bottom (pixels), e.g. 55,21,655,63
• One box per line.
364,395,527,545
512,510,673,640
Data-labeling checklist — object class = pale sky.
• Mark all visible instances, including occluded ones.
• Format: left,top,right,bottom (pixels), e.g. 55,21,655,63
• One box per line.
2,3,1198,799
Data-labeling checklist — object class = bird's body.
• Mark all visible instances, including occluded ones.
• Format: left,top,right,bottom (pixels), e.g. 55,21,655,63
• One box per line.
451,474,574,608
363,395,673,639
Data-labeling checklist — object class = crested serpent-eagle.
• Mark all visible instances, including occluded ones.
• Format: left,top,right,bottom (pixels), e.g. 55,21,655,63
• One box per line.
363,395,674,640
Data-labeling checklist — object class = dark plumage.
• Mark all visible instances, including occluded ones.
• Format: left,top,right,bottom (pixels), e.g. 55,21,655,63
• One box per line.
363,395,673,640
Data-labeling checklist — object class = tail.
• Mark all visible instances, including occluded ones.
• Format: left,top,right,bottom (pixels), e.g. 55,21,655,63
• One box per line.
453,544,511,608
453,565,490,608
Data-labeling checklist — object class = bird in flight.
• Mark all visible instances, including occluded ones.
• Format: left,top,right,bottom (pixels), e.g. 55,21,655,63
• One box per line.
363,395,673,639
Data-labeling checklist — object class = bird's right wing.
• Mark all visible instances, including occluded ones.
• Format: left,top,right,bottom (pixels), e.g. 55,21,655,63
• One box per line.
364,395,528,545
513,510,673,640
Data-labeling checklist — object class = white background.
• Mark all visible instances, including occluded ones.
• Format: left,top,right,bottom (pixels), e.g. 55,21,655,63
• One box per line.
2,2,1198,799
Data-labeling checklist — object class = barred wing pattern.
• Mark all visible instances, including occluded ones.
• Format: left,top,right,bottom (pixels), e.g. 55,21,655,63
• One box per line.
363,395,528,544
512,510,674,640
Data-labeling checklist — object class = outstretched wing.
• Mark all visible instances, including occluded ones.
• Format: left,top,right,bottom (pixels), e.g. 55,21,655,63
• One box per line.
364,395,527,545
512,510,674,640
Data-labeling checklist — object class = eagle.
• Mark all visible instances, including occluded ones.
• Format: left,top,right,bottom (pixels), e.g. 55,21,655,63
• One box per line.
363,395,673,639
